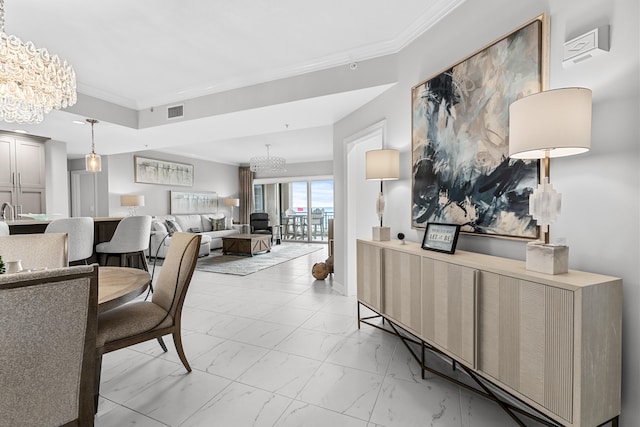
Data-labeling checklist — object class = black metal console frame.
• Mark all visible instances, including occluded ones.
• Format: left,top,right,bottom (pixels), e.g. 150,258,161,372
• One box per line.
357,301,619,427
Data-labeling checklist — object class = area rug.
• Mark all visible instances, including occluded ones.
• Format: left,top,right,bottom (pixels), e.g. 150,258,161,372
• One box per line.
195,243,323,276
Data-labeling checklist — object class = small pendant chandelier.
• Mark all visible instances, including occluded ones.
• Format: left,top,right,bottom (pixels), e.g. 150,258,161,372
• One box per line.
85,119,102,172
0,0,77,124
250,144,286,175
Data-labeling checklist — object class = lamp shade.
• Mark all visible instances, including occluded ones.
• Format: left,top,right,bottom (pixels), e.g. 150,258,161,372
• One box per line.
365,149,400,180
509,87,592,159
120,195,145,207
224,198,240,207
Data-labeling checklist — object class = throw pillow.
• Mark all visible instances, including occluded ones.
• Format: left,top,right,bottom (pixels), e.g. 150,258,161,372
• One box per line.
209,217,226,231
165,219,181,236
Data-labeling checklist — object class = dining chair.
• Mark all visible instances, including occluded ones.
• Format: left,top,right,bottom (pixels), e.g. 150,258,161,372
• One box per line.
311,208,325,239
0,265,98,427
95,215,152,271
95,233,201,402
45,217,94,264
0,233,68,269
0,221,9,236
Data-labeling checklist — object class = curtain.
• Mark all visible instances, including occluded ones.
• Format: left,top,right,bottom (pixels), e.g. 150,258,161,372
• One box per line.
239,166,253,225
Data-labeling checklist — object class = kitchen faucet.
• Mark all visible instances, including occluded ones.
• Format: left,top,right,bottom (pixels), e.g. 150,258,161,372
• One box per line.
0,202,15,221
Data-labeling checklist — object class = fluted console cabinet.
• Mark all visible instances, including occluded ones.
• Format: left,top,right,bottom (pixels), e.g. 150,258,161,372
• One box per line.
356,239,622,427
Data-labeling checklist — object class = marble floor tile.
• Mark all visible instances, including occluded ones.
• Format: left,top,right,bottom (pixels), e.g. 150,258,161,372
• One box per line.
191,339,269,380
99,352,182,404
123,369,231,426
184,310,256,339
237,350,321,398
181,382,291,427
325,332,397,375
130,331,225,366
369,376,463,427
274,328,344,361
232,320,297,349
274,401,368,427
296,362,384,421
300,310,359,335
260,305,316,327
95,403,167,427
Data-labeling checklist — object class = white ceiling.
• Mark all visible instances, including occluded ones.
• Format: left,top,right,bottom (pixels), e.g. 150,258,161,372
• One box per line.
0,0,465,164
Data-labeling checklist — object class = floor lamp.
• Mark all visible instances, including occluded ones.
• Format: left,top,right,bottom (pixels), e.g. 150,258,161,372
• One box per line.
509,87,592,273
366,149,400,241
224,198,240,224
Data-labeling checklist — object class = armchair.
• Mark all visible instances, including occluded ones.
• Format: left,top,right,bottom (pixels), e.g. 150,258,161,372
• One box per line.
250,212,272,237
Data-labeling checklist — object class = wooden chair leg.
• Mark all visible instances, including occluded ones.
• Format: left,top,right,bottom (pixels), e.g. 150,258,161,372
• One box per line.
94,354,103,414
173,331,192,372
139,251,149,271
157,337,168,352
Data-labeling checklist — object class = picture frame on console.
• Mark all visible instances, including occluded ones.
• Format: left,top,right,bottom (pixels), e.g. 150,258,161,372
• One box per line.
421,223,460,254
410,14,548,240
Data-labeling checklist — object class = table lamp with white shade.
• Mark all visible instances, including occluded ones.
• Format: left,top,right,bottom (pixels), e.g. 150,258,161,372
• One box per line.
120,195,145,216
224,198,240,224
365,149,400,241
509,87,592,273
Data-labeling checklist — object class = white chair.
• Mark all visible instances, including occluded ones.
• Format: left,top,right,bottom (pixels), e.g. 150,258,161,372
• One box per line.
45,217,94,264
0,221,9,236
96,216,152,271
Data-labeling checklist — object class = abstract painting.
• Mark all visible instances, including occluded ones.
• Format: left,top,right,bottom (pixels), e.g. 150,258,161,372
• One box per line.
411,15,547,239
170,191,217,214
134,156,193,187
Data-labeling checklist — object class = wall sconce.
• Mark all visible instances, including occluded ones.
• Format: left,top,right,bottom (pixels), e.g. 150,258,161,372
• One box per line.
509,87,592,273
120,195,145,216
365,149,400,241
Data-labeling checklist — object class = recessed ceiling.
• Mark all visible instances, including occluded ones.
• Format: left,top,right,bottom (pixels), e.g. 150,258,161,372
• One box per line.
0,0,465,164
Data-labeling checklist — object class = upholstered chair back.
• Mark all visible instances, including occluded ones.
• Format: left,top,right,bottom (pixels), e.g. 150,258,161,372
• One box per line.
0,233,68,269
45,217,94,262
152,232,201,316
0,265,98,426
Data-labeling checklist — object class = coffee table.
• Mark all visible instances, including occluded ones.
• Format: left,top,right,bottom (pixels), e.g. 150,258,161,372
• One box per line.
222,234,271,256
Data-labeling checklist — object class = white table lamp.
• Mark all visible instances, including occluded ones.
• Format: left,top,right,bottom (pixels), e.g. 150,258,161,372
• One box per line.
120,195,145,216
509,87,592,273
366,149,400,241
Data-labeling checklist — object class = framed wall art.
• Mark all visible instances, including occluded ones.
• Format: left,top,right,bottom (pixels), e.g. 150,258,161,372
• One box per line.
170,191,218,214
134,156,194,187
411,14,548,240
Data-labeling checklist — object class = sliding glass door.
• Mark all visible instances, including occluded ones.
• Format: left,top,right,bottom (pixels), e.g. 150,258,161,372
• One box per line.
254,178,333,243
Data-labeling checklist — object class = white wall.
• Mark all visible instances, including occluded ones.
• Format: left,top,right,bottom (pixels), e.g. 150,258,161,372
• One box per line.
333,0,639,424
106,151,240,217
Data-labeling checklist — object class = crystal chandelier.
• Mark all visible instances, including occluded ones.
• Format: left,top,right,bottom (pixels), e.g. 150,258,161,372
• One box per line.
0,0,77,124
85,119,101,172
250,144,286,175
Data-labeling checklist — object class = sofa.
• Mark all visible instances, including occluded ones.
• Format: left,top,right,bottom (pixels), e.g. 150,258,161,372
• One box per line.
149,213,240,258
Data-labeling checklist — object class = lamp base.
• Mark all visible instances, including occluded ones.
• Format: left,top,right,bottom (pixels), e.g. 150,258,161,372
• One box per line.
372,226,391,241
526,242,568,275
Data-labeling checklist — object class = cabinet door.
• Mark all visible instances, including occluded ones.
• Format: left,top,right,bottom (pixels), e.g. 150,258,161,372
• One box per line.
357,241,382,311
0,137,16,188
477,272,574,423
17,188,46,215
422,259,476,367
15,139,45,188
383,249,421,334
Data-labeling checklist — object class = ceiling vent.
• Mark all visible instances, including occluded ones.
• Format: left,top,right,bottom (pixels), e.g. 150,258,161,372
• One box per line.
167,105,184,119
